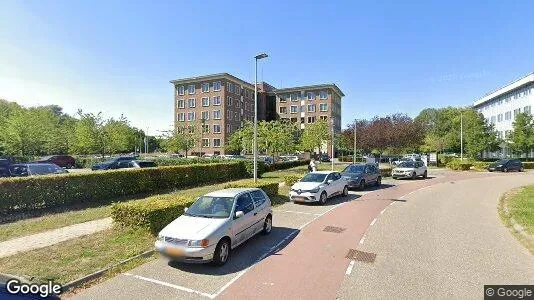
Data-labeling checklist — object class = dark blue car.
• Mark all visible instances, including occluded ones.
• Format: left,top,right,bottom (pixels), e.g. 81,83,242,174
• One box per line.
91,156,136,171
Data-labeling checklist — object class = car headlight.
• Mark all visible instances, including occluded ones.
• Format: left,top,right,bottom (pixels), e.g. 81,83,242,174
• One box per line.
188,239,209,248
496,165,502,167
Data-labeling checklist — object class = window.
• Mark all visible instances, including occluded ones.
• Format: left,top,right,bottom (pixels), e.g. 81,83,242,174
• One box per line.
213,124,221,133
290,105,298,113
187,112,196,121
320,103,328,111
177,113,185,121
320,91,328,99
214,81,221,91
307,116,316,123
213,110,221,119
201,111,209,120
307,92,315,100
250,190,266,207
227,110,232,120
490,116,496,124
202,138,210,147
235,86,240,95
178,86,185,96
227,124,231,133
290,93,298,101
188,125,195,134
176,126,185,134
307,104,316,112
280,95,287,103
202,124,209,133
234,112,239,120
202,97,210,107
498,99,503,106
227,82,234,93
235,193,254,215
279,107,287,114
505,111,512,120
213,96,221,105
505,96,511,103
188,84,195,94
514,109,520,117
188,98,196,108
213,138,221,147
202,83,209,93
497,114,503,122
227,97,233,106
524,106,531,114
177,99,185,108
290,117,297,122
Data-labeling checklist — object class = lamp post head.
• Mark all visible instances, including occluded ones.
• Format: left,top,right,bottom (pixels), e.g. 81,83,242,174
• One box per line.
255,53,268,60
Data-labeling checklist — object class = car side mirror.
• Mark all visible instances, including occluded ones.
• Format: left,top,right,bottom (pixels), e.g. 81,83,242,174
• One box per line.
235,211,244,219
327,179,333,184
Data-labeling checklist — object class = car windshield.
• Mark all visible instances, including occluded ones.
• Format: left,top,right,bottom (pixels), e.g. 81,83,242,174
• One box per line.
494,159,509,165
343,165,365,173
398,161,415,168
184,196,235,218
29,164,63,175
300,173,327,182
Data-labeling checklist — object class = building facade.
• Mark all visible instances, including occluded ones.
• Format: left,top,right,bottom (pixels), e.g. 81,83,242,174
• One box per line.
171,73,344,156
473,72,534,158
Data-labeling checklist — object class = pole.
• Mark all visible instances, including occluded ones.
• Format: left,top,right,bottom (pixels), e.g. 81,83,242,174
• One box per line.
460,112,463,160
331,117,334,171
353,119,356,164
200,120,204,157
253,58,258,182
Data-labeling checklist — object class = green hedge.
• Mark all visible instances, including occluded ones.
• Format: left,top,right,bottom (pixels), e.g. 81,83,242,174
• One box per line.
223,180,279,197
269,160,309,171
112,195,194,235
523,162,534,169
284,175,302,186
446,159,473,171
379,166,392,177
0,162,248,215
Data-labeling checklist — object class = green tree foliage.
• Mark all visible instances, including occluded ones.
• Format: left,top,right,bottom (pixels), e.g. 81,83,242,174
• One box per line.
161,128,196,157
226,121,253,154
300,119,330,154
508,112,534,156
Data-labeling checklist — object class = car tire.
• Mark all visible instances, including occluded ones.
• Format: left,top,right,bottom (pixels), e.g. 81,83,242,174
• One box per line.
262,215,272,235
212,238,230,266
519,167,524,172
503,168,508,173
319,191,328,205
411,172,416,180
342,185,349,196
375,177,381,187
358,179,365,191
423,171,428,179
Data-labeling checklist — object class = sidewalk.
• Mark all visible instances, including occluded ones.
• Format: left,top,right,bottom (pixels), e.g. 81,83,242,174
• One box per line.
0,217,112,258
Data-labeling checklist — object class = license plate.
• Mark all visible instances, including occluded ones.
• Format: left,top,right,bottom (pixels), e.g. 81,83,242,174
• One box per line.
166,247,184,257
293,197,307,202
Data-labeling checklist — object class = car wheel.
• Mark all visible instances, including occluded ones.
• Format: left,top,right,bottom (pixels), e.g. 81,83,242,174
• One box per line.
423,170,428,179
375,177,381,186
520,167,524,172
262,215,272,235
319,191,327,205
212,238,230,266
342,185,349,196
411,172,417,180
358,179,365,191
503,168,508,173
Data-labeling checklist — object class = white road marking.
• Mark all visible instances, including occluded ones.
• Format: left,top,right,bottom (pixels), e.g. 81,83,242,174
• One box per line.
273,210,322,216
359,236,365,244
124,273,214,299
370,218,377,226
380,208,387,214
399,184,433,200
345,260,355,275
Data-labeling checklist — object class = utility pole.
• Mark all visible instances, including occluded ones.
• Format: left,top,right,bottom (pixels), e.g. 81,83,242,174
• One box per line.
253,53,268,182
460,112,464,160
353,119,357,164
331,117,335,171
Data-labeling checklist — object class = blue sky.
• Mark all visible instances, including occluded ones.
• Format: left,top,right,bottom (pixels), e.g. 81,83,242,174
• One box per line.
1,0,533,134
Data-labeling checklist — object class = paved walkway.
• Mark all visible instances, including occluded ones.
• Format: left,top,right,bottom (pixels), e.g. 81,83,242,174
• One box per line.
0,217,112,258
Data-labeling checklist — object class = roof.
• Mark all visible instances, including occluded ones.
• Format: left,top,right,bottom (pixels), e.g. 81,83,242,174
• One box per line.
312,171,337,174
473,72,534,107
205,188,260,197
169,73,255,89
274,83,345,97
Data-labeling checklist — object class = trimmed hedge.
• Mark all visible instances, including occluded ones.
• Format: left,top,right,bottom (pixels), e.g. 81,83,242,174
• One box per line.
268,160,310,171
523,162,534,169
223,180,279,197
446,159,473,171
284,175,302,186
0,162,248,215
379,166,392,177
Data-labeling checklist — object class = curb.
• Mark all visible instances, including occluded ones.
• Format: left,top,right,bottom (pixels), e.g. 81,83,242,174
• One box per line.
62,248,155,292
501,191,534,244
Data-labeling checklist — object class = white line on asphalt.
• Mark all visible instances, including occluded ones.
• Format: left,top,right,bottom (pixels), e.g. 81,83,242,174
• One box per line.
370,218,377,226
399,185,433,200
345,260,355,275
359,236,365,244
124,273,214,299
380,208,387,214
273,210,322,216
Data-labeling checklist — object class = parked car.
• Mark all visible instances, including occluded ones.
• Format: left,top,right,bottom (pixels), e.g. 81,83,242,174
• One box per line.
116,160,158,169
259,156,274,165
9,163,68,177
319,154,331,162
392,160,427,179
341,163,381,190
0,159,11,178
155,188,272,265
403,153,421,160
34,155,76,169
289,171,348,204
91,156,136,171
487,159,524,172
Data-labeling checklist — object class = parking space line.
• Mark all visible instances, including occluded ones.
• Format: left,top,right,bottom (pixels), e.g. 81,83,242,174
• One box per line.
345,260,355,275
123,273,214,299
370,218,377,226
359,236,365,244
273,210,322,216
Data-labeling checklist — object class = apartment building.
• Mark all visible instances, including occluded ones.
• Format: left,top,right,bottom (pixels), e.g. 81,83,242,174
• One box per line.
473,72,534,158
171,73,344,156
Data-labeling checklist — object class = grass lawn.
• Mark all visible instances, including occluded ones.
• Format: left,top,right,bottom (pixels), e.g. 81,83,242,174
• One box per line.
506,185,534,234
0,227,155,284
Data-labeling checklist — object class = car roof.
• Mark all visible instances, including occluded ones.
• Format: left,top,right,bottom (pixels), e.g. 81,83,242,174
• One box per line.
205,188,261,197
311,171,337,174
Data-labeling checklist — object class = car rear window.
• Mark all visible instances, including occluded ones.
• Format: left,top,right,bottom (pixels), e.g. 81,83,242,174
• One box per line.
250,190,266,206
29,164,62,175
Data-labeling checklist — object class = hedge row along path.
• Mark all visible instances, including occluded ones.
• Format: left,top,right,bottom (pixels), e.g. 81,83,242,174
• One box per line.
0,217,112,258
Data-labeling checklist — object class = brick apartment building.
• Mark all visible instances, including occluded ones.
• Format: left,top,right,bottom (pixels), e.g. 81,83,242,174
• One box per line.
171,73,344,156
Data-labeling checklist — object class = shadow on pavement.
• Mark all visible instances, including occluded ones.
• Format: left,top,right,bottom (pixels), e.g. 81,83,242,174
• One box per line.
168,226,299,275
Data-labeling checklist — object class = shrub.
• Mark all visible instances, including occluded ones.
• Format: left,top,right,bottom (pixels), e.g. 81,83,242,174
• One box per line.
269,160,310,171
471,161,490,170
523,162,534,169
446,159,473,171
379,166,392,177
284,175,302,186
438,155,454,167
223,180,279,197
74,156,107,168
242,160,268,178
112,194,195,235
0,162,248,215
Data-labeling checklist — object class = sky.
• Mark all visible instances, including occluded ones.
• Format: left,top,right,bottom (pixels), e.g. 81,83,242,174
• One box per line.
1,0,534,135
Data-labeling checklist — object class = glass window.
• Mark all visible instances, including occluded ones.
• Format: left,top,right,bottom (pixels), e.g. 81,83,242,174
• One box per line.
214,81,221,91
320,91,328,99
178,86,185,95
235,193,255,215
177,113,185,121
202,124,209,133
201,111,209,120
236,86,241,95
177,99,185,109
213,138,221,147
213,110,221,119
227,110,232,120
320,103,328,111
250,190,266,207
307,116,316,123
227,97,233,106
280,107,287,114
290,106,298,113
187,112,196,121
280,95,287,103
185,196,234,218
307,92,315,100
307,104,316,112
188,84,195,94
188,98,196,108
320,115,328,121
524,106,531,114
213,96,221,105
213,124,221,133
202,97,210,107
290,93,299,101
202,138,210,147
202,83,209,92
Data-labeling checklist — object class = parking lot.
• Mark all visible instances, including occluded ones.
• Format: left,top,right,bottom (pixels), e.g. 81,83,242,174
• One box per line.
73,176,420,300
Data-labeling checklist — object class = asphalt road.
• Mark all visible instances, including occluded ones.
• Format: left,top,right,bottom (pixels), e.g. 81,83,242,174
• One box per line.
71,170,534,299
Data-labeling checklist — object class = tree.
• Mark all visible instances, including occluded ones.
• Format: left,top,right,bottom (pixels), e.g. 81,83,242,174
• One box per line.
508,112,534,157
104,115,140,154
70,111,107,156
300,120,330,155
226,121,253,154
161,127,196,157
257,120,299,157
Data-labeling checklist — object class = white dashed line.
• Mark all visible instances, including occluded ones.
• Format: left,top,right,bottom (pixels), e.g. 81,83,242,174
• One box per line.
380,208,387,214
124,273,214,299
359,236,365,244
273,210,322,216
345,260,355,275
370,218,377,226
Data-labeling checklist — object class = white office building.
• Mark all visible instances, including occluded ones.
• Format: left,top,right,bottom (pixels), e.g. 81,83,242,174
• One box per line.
473,73,534,158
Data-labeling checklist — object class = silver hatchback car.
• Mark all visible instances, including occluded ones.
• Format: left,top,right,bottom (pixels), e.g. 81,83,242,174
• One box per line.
155,188,273,265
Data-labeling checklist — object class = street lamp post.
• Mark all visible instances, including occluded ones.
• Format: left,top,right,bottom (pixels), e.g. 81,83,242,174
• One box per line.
200,118,206,157
460,112,464,161
353,119,357,164
254,53,268,182
331,117,335,171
